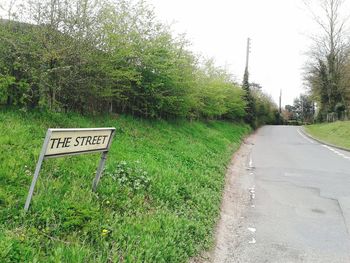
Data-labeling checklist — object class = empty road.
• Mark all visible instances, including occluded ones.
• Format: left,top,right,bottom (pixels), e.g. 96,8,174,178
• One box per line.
212,126,350,263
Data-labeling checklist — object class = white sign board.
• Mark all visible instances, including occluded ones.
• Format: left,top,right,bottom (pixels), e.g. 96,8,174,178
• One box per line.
24,127,116,211
45,128,114,158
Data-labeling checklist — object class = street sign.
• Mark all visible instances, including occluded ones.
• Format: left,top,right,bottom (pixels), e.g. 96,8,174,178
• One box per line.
24,128,116,211
45,128,114,157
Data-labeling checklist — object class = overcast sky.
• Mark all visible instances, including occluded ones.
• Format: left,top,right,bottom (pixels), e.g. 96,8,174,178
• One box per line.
147,0,320,106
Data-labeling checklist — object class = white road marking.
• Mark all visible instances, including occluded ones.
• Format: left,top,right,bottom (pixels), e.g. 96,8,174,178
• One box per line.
248,237,256,244
249,155,253,168
297,129,315,144
249,185,256,200
248,227,256,233
297,129,350,160
321,145,350,161
285,172,301,177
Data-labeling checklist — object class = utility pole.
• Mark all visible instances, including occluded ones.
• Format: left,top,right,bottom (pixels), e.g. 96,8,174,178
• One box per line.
245,38,251,71
279,89,282,113
243,37,255,126
243,37,251,87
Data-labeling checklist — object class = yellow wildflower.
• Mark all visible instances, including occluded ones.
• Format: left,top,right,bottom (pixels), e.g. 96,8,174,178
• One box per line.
101,229,109,237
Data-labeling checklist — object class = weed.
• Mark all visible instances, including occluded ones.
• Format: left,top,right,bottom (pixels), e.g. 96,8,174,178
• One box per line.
108,161,151,192
0,109,250,262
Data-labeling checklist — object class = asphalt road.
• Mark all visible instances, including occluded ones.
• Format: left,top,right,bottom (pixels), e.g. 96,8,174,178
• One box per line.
214,125,350,263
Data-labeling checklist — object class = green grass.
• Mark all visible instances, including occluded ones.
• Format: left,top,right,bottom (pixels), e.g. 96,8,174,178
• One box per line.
305,121,350,149
0,109,250,263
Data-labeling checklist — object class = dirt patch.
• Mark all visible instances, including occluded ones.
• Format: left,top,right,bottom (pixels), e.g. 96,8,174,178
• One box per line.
191,134,256,263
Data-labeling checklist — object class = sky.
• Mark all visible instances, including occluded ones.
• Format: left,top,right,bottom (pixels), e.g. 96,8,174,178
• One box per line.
146,0,318,106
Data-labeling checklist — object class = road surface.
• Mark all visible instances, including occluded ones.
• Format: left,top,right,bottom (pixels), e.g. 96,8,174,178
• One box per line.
212,125,350,263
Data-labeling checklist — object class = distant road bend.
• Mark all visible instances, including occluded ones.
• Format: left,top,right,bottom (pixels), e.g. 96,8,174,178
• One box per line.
212,126,350,263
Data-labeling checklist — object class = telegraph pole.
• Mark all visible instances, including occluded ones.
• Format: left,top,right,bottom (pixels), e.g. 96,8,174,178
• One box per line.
245,38,251,71
279,89,282,113
243,37,255,126
243,38,251,87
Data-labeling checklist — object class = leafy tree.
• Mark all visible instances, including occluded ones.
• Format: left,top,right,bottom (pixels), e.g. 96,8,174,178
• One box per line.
292,94,314,123
304,0,348,116
242,67,256,127
0,0,277,124
252,87,278,125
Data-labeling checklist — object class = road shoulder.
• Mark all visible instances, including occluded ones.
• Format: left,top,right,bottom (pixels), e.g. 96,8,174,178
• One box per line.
191,133,256,263
301,126,350,152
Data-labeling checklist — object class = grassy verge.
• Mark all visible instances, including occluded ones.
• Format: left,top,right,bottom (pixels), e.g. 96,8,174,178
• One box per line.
0,109,250,262
305,121,350,149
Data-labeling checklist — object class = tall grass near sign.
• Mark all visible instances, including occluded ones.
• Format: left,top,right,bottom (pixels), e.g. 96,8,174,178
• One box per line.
0,109,250,262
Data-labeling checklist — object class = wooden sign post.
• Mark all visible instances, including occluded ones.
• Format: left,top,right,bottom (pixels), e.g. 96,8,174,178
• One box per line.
24,128,116,211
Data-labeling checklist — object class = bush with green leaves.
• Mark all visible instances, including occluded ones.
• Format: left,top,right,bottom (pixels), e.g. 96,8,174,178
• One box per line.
108,161,151,192
0,0,280,123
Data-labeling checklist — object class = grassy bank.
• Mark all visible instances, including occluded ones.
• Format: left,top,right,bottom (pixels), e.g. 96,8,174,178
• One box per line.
0,109,250,262
305,121,350,149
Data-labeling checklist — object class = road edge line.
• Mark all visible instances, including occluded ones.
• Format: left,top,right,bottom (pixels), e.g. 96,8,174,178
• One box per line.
300,126,350,152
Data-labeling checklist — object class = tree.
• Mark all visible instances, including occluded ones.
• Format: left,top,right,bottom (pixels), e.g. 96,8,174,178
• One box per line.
304,0,349,116
242,67,256,127
291,94,314,123
0,0,279,124
252,87,278,125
